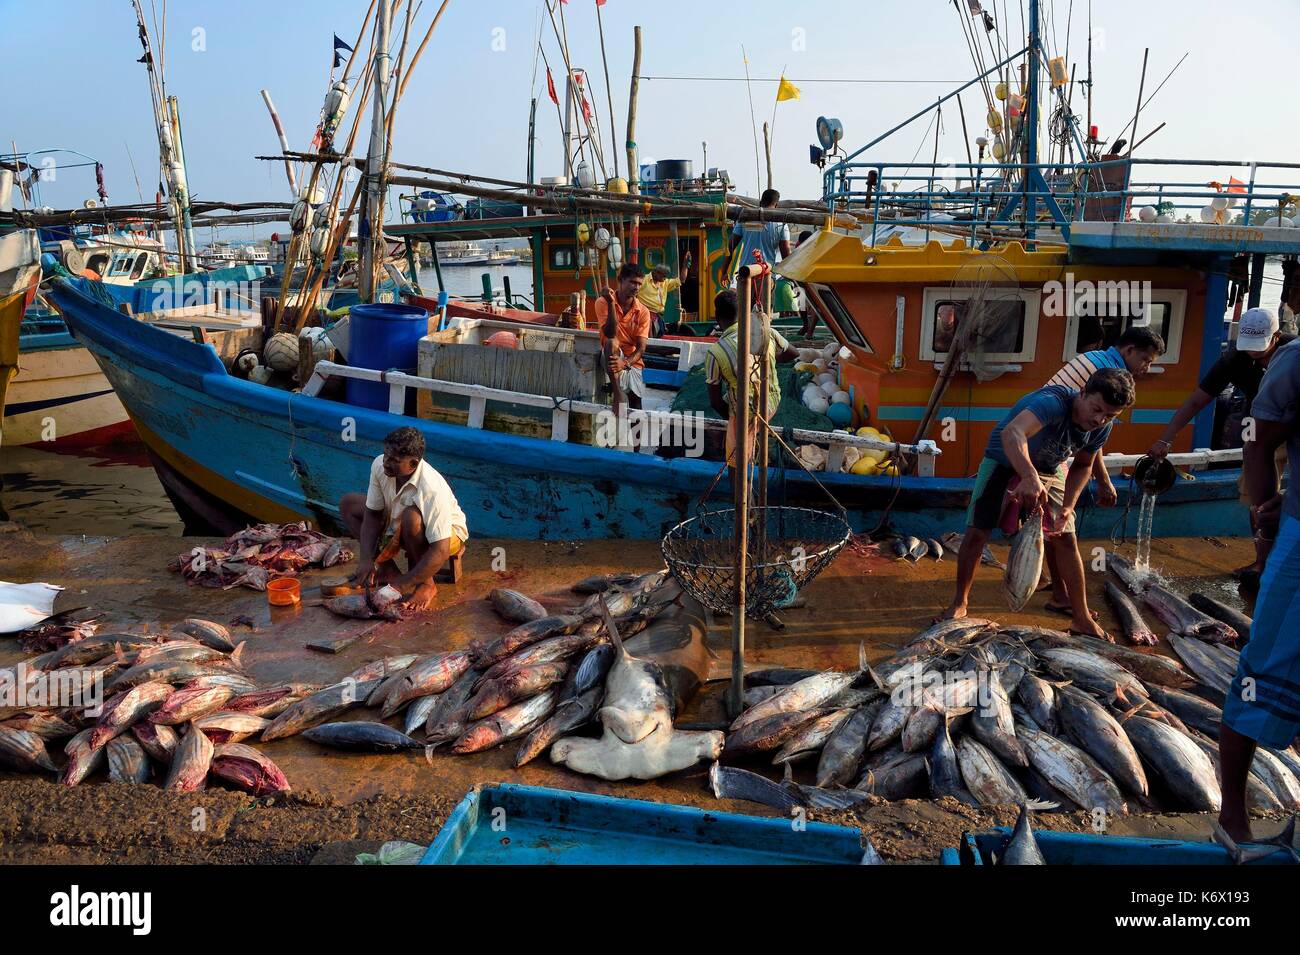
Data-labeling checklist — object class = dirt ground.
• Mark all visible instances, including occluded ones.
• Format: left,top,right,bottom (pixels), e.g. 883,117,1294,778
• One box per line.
0,521,1273,864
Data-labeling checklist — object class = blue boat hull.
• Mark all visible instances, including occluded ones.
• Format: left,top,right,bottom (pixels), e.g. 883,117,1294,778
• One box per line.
50,278,1251,540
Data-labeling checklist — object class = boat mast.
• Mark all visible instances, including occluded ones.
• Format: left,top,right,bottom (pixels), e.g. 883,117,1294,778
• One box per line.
130,0,196,273
360,0,394,303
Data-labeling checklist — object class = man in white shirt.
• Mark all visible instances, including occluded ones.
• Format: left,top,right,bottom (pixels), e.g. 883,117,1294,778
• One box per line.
338,427,468,611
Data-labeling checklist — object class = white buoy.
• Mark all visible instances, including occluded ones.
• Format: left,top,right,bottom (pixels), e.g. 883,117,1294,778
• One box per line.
1211,196,1229,212
806,395,830,415
1200,204,1218,223
819,380,840,397
1138,206,1157,222
831,390,851,405
1155,213,1175,223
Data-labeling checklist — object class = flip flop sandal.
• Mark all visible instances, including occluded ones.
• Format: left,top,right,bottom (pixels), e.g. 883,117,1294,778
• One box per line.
1045,603,1100,621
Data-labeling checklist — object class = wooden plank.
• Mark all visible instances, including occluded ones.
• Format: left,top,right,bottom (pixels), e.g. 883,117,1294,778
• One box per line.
388,381,405,415
467,396,487,429
551,407,570,442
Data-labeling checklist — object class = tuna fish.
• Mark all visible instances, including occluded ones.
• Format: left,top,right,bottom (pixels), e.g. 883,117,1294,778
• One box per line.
1036,647,1148,702
1143,684,1223,737
1106,552,1147,594
224,684,317,719
147,685,234,726
1016,723,1127,815
1249,748,1300,810
471,615,584,665
193,711,270,745
1104,581,1158,646
709,761,806,814
452,689,559,754
1187,593,1252,642
303,721,425,751
930,717,978,806
562,644,617,700
424,667,482,746
1055,686,1148,797
488,588,548,624
745,667,822,687
856,752,930,799
210,743,291,795
1143,585,1238,643
61,728,106,786
377,651,473,719
131,722,179,764
131,641,230,667
344,655,419,684
0,711,79,742
571,573,639,594
867,697,912,752
403,694,441,737
1003,512,1044,612
106,735,151,783
1015,673,1059,735
464,662,568,721
89,682,174,748
1023,628,1195,689
103,660,222,694
1000,805,1046,865
1166,635,1234,695
322,593,403,621
926,538,945,560
907,537,928,562
815,703,879,788
164,723,215,792
476,630,604,686
0,724,57,772
1119,716,1220,811
730,649,864,732
514,686,602,767
261,679,379,741
173,618,237,652
957,736,1027,807
773,709,854,765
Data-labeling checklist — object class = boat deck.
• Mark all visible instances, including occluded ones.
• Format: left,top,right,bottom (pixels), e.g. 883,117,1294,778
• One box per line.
0,524,1280,863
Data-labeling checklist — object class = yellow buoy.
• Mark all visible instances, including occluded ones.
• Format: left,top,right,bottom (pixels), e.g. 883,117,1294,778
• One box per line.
987,109,1003,133
850,457,879,476
995,82,1008,101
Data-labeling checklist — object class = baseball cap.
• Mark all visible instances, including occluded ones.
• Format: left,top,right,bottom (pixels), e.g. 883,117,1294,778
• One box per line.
1236,307,1279,352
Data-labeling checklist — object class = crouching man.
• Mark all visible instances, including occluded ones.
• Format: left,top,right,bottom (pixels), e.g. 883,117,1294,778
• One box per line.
338,426,468,612
939,368,1137,639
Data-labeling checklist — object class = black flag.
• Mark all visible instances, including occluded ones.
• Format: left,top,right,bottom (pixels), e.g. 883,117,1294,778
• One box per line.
332,32,353,68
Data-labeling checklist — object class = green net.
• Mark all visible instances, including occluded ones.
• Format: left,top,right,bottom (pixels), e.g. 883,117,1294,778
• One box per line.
669,363,835,433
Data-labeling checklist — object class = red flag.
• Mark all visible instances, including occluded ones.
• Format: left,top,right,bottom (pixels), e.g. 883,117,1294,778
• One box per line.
580,94,592,123
546,66,558,105
596,0,607,6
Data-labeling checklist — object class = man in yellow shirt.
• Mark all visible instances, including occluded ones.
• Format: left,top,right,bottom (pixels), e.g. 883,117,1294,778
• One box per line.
705,289,798,465
636,260,686,337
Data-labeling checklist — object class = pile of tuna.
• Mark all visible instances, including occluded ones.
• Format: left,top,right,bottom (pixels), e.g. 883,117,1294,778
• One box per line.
168,521,352,592
0,619,295,795
245,570,681,765
712,571,1300,818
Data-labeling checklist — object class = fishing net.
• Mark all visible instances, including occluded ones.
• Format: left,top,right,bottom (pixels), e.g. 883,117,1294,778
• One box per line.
662,504,850,619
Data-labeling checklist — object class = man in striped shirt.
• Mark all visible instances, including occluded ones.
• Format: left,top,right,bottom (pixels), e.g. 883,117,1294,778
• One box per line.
1039,325,1165,618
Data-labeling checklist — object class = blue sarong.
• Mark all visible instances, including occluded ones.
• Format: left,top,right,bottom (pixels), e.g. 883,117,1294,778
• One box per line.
1223,514,1300,748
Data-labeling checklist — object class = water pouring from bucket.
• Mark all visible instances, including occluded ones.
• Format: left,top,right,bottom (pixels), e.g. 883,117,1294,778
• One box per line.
1131,455,1177,575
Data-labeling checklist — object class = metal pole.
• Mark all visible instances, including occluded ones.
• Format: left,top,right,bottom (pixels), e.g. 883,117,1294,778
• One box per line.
360,0,393,303
260,90,299,196
730,265,754,719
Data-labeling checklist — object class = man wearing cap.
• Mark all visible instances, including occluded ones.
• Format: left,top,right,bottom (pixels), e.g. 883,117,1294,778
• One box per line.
1147,307,1295,583
1216,336,1300,843
636,259,687,338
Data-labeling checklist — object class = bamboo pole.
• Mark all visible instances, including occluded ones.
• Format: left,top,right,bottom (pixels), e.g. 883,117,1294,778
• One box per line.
394,0,453,104
259,90,299,196
730,264,755,720
626,26,642,264
762,121,773,192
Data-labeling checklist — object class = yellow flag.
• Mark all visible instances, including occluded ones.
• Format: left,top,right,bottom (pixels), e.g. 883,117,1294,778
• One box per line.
776,75,800,102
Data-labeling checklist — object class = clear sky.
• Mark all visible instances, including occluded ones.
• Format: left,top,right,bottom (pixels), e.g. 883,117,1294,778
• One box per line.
3,0,1298,236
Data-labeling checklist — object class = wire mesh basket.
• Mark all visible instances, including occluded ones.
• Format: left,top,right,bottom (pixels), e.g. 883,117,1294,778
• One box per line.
661,506,851,618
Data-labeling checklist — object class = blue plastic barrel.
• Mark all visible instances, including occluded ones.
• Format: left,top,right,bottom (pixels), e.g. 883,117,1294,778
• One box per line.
345,302,430,411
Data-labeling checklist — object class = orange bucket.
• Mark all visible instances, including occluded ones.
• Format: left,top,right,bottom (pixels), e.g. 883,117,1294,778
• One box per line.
267,577,301,606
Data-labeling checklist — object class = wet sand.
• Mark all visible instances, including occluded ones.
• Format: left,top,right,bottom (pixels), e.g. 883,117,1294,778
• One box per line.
0,524,1272,863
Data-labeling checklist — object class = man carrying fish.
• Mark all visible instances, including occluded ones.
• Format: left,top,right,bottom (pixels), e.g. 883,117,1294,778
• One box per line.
1039,327,1166,618
939,368,1137,639
337,426,468,612
1147,307,1294,586
1218,337,1300,842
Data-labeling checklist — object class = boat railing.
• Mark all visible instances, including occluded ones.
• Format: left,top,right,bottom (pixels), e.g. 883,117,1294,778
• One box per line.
1094,447,1242,475
823,157,1300,246
300,359,942,475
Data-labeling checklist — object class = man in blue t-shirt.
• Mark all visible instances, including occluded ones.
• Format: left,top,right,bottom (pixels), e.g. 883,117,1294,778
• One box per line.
938,367,1137,639
1218,338,1300,843
730,188,790,305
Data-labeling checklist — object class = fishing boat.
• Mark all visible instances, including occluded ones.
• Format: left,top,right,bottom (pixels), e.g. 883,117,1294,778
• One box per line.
50,0,1300,539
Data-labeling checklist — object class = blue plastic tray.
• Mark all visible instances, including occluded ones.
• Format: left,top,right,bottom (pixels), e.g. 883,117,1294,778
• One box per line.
421,783,869,865
941,827,1295,865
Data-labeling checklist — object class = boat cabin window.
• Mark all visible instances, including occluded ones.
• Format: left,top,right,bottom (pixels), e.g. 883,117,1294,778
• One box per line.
808,283,873,352
110,256,133,276
85,253,109,275
129,253,149,280
1061,288,1185,365
548,245,576,270
920,287,1041,363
